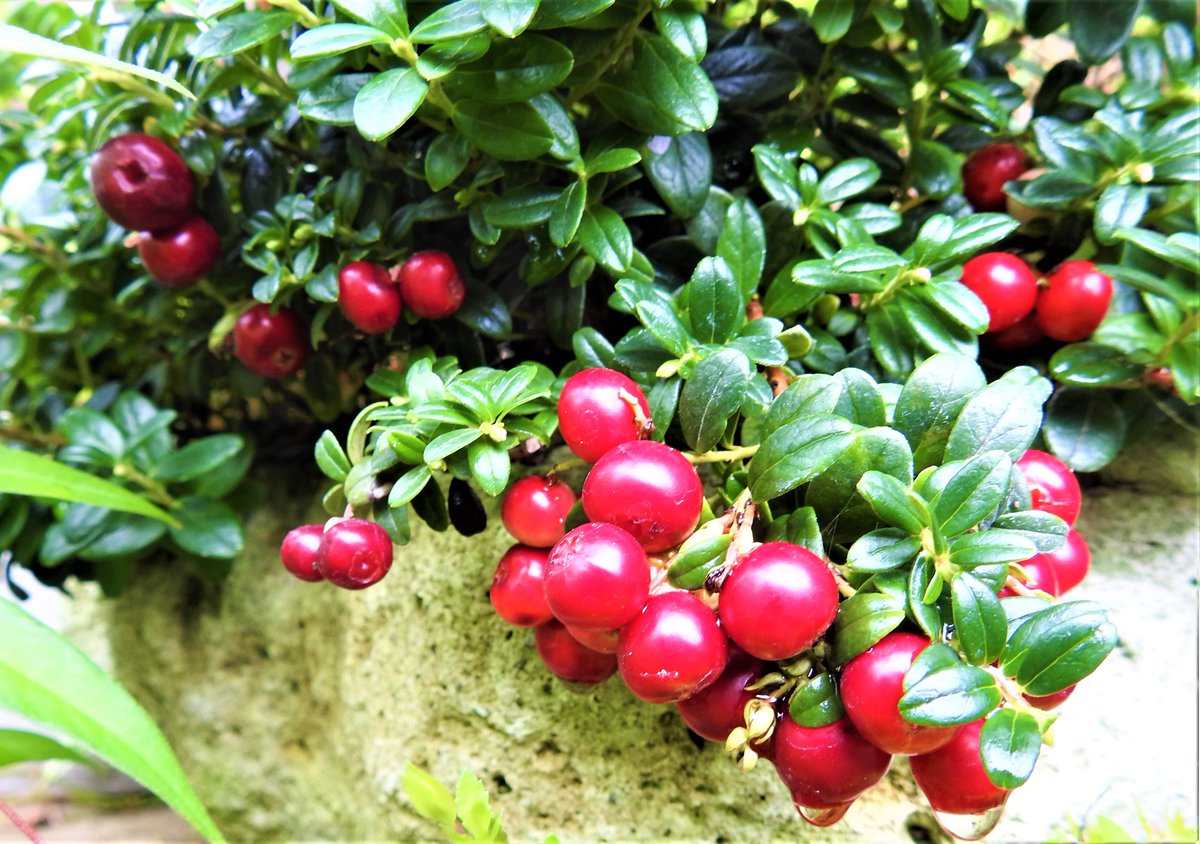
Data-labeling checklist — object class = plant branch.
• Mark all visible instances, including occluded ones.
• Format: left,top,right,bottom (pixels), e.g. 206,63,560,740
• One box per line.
0,424,66,449
685,444,760,465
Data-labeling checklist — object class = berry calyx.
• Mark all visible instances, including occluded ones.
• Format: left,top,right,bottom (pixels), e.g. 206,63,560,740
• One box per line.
90,133,195,231
543,522,650,631
232,303,310,379
137,216,220,288
773,714,892,811
617,591,729,704
961,142,1028,212
1035,260,1114,342
397,250,465,319
316,518,393,590
490,544,554,627
337,261,402,334
501,475,578,548
959,253,1039,333
556,368,651,463
1016,449,1082,525
534,619,618,685
910,719,1011,815
582,440,704,553
717,542,839,661
676,648,766,742
279,524,324,582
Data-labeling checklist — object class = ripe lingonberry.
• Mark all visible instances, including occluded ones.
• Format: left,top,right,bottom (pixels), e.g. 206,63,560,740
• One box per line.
1016,449,1082,525
986,313,1044,351
717,542,839,661
961,142,1028,212
490,544,553,627
279,524,324,582
91,133,195,231
1040,528,1090,595
397,250,465,319
840,632,961,755
617,591,729,704
233,303,309,379
534,619,618,685
960,253,1039,333
543,522,650,631
556,368,651,463
138,216,220,288
337,261,402,334
316,518,393,590
676,648,766,742
582,440,703,553
773,714,892,811
565,625,620,654
1035,260,1114,342
501,475,577,548
1024,684,1075,710
910,719,1010,815
1003,552,1060,596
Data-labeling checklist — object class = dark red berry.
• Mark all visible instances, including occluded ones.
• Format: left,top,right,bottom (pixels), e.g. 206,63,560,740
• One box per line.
841,632,961,755
1024,684,1075,710
565,625,620,654
397,250,465,319
232,303,310,379
534,619,618,685
910,719,1010,815
1016,449,1082,525
986,313,1044,351
617,591,729,704
676,648,766,742
557,368,651,463
90,133,195,231
960,253,1039,333
961,142,1028,212
279,524,324,582
138,216,220,288
337,261,402,334
316,518,393,590
543,522,649,631
773,714,892,811
1035,260,1114,342
501,475,578,548
718,542,839,661
490,544,553,627
582,440,703,553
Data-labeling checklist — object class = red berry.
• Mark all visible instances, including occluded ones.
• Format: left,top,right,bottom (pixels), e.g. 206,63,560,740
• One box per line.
316,518,393,590
90,133,195,231
1002,552,1060,597
986,313,1044,351
1041,528,1091,595
676,648,766,742
337,261,402,334
543,522,650,631
397,250,465,319
565,625,620,654
841,632,961,755
490,544,554,627
959,253,1039,333
1016,449,1082,525
534,619,618,685
910,719,1010,815
557,368,651,463
279,524,324,582
1024,684,1075,710
961,142,1028,212
1035,260,1114,342
617,591,729,704
501,475,578,548
138,216,220,288
582,440,703,553
718,542,839,661
773,715,892,811
233,303,310,379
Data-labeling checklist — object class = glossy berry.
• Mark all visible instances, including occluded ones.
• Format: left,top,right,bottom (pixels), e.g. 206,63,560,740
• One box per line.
502,475,578,548
233,304,309,379
910,719,1010,815
718,542,839,661
316,518,393,590
1025,684,1076,710
557,368,651,463
397,250,465,319
961,142,1028,212
676,648,765,742
138,216,220,288
490,545,553,627
534,619,617,685
279,524,324,583
841,632,961,755
544,522,649,631
773,715,892,811
1002,552,1060,597
960,253,1039,333
986,313,1044,351
1040,528,1090,595
337,261,402,334
565,625,620,654
617,591,729,704
1035,261,1114,342
91,133,195,231
1016,449,1082,525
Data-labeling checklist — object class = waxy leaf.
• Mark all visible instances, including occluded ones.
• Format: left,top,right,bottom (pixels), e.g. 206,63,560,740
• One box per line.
828,591,906,666
931,452,1013,537
1001,601,1118,695
951,574,1008,665
748,415,858,502
788,673,845,727
667,533,731,590
980,708,1042,790
846,529,922,573
857,471,928,534
899,643,1001,726
679,349,752,453
894,354,986,470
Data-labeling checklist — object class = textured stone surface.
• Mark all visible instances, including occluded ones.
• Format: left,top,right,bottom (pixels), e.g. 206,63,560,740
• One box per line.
69,429,1199,843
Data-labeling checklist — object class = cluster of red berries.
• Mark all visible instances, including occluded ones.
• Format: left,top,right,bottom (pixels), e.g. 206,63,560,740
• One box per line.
278,517,394,590
1006,448,1091,599
336,251,465,334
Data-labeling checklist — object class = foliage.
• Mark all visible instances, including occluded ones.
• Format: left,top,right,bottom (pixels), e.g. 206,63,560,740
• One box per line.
401,763,559,844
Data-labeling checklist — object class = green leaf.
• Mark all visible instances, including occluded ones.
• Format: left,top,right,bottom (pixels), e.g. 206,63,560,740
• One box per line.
752,144,801,208
787,673,845,727
833,369,887,427
298,73,368,125
1094,184,1150,244
451,35,572,102
899,644,1001,726
0,601,224,842
468,439,510,496
332,0,410,39
949,530,1039,567
1067,0,1142,64
951,574,1008,666
634,298,692,357
169,498,243,559
401,762,456,830
1042,389,1127,472
784,506,825,557
846,529,923,573
189,10,294,59
806,427,913,542
0,728,93,768
595,33,718,135
578,206,633,274
748,414,858,502
935,214,1019,268
991,511,1068,554
483,186,561,229
679,349,752,452
828,592,906,666
817,159,881,205
944,382,1046,464
642,133,712,218
388,464,432,508
686,257,741,344
980,708,1042,790
911,140,962,199
453,99,554,160
353,67,428,141
701,45,799,109
425,131,471,191
764,374,843,433
717,198,766,297
424,428,483,463
482,0,539,37
410,0,487,43
667,533,731,590
811,0,856,42
931,451,1013,537
586,148,641,175
857,471,928,534
290,23,392,60
154,435,244,484
548,180,586,247
455,282,513,339
415,33,491,79
652,6,706,61
455,770,498,839
1001,601,1118,695
895,354,987,470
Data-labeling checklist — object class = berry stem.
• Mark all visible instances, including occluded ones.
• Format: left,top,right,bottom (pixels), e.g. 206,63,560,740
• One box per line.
685,444,760,465
0,796,42,844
